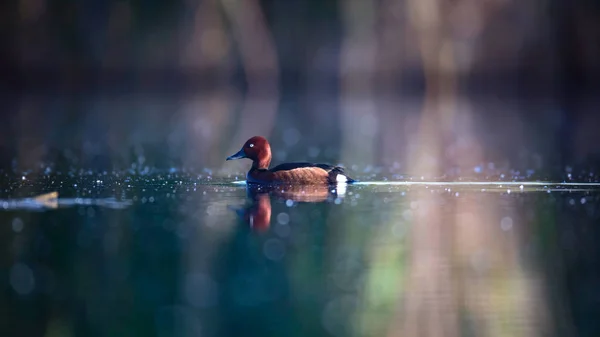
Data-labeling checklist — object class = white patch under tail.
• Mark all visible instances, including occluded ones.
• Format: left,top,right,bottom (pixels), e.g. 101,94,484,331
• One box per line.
335,174,348,183
335,182,347,196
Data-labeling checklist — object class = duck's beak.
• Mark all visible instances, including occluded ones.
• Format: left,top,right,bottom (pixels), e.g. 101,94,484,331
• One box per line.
226,148,246,161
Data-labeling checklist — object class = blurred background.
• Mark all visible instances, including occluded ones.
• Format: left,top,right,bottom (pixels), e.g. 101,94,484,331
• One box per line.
0,0,599,176
2,1,600,337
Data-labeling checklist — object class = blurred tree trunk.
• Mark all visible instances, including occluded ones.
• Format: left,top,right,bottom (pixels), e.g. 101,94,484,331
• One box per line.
339,0,378,167
405,0,457,178
179,0,236,168
375,0,412,169
221,0,279,155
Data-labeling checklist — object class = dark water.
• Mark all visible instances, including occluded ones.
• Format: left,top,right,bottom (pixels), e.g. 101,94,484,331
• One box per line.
1,172,600,337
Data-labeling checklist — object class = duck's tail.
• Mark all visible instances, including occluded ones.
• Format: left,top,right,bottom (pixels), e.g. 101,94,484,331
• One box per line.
327,166,356,184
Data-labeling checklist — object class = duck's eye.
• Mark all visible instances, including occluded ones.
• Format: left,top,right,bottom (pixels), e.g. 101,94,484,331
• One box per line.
249,144,254,148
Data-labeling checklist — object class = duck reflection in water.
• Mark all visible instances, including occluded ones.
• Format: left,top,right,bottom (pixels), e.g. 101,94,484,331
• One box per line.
232,183,346,232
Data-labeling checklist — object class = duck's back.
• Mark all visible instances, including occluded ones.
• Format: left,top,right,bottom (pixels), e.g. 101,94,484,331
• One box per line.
268,162,353,184
269,162,332,172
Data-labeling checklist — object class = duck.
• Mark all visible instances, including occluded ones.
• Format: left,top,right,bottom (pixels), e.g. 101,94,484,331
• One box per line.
226,136,354,185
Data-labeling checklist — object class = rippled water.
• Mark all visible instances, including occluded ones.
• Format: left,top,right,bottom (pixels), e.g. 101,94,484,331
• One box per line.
2,171,600,337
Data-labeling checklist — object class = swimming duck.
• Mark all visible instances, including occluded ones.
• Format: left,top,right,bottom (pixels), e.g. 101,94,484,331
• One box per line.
226,136,354,185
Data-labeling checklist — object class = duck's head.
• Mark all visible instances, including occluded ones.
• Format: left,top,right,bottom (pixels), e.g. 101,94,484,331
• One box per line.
226,136,272,169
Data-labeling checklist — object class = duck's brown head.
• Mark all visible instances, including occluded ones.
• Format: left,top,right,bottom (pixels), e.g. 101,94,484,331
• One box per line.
226,136,272,169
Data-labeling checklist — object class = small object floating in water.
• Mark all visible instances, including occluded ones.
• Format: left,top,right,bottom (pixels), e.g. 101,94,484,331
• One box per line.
226,136,355,185
0,192,59,211
34,192,59,203
0,192,133,211
34,192,59,208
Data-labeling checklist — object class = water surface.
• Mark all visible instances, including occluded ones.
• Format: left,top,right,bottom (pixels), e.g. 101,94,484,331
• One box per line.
2,172,600,337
